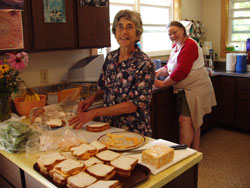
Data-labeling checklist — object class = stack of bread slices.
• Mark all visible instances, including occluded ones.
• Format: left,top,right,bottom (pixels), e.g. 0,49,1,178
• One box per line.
37,140,138,188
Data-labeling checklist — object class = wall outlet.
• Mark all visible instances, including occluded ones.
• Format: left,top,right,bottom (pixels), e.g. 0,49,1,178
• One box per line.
40,69,49,84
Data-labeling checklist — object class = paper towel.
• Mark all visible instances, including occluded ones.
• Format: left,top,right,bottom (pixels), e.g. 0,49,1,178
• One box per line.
226,53,236,71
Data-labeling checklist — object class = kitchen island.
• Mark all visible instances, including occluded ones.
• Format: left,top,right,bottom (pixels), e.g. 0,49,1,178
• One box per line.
0,131,202,188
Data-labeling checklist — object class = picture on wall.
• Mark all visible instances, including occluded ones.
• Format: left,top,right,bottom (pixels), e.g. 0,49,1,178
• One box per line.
0,0,24,10
43,0,66,23
0,11,24,50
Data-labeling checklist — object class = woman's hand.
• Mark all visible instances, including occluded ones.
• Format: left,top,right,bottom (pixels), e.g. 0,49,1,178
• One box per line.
154,80,164,88
77,96,94,113
68,110,97,130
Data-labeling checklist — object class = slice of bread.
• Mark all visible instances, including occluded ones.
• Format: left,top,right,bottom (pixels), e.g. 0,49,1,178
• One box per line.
86,180,120,188
110,155,138,177
37,152,65,175
46,118,64,128
70,143,97,160
95,150,121,163
51,159,85,185
82,157,104,168
89,140,107,152
86,163,116,180
86,122,110,132
67,171,97,188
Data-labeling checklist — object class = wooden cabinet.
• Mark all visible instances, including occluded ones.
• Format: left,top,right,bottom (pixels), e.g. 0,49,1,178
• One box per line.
235,78,250,131
77,2,110,48
23,0,110,51
150,88,179,143
217,76,236,127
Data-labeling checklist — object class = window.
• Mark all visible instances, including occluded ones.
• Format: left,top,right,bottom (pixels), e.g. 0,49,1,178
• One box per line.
228,0,250,44
221,0,250,57
109,0,173,56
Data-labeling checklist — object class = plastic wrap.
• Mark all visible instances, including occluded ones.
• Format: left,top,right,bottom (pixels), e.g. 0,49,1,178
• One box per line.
25,127,87,156
0,118,37,153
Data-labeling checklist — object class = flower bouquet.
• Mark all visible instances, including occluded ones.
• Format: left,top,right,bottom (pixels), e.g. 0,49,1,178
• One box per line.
0,52,28,121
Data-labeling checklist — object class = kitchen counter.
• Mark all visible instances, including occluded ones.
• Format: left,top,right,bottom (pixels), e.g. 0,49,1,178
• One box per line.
0,126,202,188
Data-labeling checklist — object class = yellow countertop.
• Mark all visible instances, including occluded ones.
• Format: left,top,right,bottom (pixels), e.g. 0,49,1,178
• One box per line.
0,149,202,188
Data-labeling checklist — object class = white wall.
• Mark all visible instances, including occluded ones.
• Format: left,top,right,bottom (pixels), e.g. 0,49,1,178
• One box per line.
181,0,203,20
20,49,90,87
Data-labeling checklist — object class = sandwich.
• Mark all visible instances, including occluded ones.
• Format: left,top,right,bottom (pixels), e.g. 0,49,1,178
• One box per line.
45,118,65,128
37,152,65,176
86,163,116,180
58,137,87,152
95,150,121,163
86,122,110,132
70,143,97,160
86,180,120,188
89,140,107,152
50,159,85,185
110,155,138,177
82,157,104,168
67,171,97,188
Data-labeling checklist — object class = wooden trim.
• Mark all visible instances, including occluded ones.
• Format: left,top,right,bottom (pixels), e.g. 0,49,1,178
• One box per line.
221,0,229,58
173,0,181,21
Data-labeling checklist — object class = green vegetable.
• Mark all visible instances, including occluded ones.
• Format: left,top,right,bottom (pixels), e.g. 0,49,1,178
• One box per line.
0,121,35,153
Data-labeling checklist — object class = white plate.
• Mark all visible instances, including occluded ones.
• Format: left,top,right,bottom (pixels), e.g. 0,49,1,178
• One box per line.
97,131,146,151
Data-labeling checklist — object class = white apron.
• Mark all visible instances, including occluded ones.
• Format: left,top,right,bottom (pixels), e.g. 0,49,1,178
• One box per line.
167,39,217,129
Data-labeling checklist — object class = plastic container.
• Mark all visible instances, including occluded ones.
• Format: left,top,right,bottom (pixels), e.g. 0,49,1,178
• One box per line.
247,38,250,64
236,54,247,72
14,95,46,117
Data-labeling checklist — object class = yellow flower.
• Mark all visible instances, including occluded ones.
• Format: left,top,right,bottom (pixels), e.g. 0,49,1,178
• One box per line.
0,64,10,74
0,72,3,78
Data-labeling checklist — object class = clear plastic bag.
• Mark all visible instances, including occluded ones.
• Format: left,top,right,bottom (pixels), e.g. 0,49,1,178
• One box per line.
0,118,37,153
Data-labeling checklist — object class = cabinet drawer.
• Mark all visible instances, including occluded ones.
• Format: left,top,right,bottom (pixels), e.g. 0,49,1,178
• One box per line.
239,90,250,101
238,100,250,113
155,89,176,107
238,78,250,90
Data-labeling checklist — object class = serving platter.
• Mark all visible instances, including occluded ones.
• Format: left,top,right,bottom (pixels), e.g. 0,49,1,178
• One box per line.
97,131,146,151
33,162,150,188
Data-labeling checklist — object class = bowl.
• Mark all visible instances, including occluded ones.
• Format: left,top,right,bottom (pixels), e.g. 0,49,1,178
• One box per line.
14,95,46,117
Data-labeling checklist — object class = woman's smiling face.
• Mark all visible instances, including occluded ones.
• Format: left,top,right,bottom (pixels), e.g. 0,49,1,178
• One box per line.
115,17,139,49
168,26,185,44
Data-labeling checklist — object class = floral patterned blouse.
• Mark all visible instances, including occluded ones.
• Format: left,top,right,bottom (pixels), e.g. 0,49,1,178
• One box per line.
98,47,155,136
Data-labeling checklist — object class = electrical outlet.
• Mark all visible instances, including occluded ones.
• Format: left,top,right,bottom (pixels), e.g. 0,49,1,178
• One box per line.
40,69,48,84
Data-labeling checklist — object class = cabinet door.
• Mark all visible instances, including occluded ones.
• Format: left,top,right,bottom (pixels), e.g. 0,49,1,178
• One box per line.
31,0,76,50
218,76,236,127
77,2,110,48
236,78,250,131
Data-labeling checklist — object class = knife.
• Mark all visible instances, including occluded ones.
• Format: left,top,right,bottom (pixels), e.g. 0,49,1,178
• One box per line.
124,144,187,154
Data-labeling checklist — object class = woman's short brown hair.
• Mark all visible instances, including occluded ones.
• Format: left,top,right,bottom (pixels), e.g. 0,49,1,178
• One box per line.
112,9,143,43
167,21,187,36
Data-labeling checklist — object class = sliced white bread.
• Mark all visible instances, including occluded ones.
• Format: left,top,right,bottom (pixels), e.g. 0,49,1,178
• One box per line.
86,163,116,180
110,155,138,177
95,150,121,163
54,159,85,175
67,171,97,188
37,152,65,175
82,157,104,167
70,143,97,160
86,180,120,188
89,140,107,152
86,122,110,132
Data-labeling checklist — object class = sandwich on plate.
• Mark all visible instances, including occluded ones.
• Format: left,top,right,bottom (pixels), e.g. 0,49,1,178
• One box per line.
89,140,107,152
86,122,110,132
67,171,97,188
110,155,138,177
86,163,116,180
50,159,85,185
95,150,121,163
82,156,104,168
86,180,121,188
70,143,97,160
37,152,65,176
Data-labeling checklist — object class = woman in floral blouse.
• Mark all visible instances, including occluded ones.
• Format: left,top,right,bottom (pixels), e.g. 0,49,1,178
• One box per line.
69,10,155,136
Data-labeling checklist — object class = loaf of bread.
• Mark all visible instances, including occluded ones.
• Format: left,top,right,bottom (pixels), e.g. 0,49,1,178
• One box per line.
141,144,174,169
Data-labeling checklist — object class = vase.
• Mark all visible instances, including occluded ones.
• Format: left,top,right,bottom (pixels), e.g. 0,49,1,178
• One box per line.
0,93,11,122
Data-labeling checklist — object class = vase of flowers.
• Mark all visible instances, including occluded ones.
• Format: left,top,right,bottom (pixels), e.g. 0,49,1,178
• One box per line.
0,52,28,122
